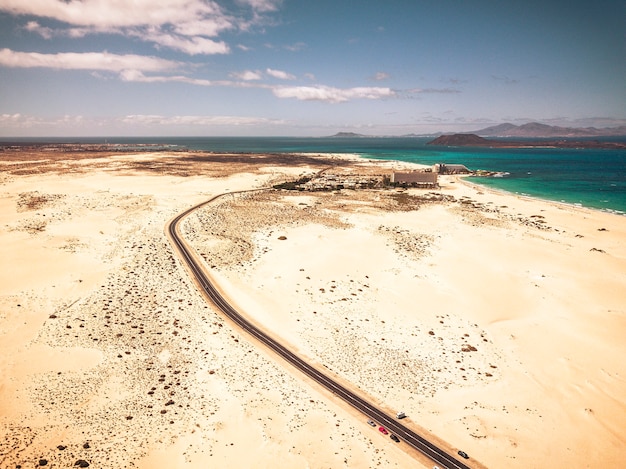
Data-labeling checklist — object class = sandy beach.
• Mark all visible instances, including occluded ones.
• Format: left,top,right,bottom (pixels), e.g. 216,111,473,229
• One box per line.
1,149,625,468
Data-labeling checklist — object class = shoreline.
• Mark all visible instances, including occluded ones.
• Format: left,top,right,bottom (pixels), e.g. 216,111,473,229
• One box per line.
459,176,626,217
343,151,626,216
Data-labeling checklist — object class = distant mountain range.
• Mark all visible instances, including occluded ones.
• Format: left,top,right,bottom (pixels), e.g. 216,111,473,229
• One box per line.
473,122,626,138
329,122,626,139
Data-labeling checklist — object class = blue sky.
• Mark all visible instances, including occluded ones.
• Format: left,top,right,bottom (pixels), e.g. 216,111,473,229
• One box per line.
0,0,624,137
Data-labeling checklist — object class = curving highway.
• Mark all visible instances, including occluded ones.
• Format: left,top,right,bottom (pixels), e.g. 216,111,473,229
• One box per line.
166,191,473,469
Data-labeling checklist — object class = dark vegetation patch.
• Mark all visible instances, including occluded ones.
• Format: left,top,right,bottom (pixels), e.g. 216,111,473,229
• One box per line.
0,149,348,178
16,192,64,211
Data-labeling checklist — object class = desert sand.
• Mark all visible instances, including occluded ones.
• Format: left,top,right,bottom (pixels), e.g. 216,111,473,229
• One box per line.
1,149,625,469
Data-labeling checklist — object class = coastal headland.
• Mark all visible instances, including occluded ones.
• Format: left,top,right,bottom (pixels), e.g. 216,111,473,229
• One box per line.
1,147,625,469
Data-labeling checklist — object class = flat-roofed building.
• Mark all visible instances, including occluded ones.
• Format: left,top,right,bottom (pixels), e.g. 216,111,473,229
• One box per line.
390,171,438,187
433,163,471,174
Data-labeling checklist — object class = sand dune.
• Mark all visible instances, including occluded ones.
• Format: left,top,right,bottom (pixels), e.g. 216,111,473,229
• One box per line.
1,150,625,468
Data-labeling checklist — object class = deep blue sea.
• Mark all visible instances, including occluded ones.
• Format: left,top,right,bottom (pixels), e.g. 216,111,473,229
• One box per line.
4,136,626,214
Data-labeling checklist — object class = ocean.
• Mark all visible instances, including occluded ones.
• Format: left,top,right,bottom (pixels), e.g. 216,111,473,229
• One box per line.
4,136,626,215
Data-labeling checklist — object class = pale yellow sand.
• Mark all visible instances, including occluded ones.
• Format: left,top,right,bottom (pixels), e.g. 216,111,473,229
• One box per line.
1,151,625,468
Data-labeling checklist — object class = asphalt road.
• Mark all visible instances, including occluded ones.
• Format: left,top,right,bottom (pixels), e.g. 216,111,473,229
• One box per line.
166,192,473,469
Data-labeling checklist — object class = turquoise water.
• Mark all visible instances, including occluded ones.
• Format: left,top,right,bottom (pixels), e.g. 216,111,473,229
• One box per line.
362,142,626,215
4,136,626,214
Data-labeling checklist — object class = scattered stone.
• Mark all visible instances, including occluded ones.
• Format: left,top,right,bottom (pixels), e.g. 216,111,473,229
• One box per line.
75,460,90,467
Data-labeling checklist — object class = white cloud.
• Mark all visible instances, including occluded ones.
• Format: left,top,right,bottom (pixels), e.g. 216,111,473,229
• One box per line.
373,72,390,81
136,30,229,55
236,0,282,12
0,113,89,130
0,49,399,105
117,70,264,90
230,70,263,80
116,71,394,105
0,0,280,55
119,69,216,86
0,48,179,72
114,69,395,106
0,113,39,128
0,0,228,31
25,21,92,39
266,68,295,80
24,21,53,39
0,112,284,135
272,85,394,103
121,114,283,127
172,18,233,38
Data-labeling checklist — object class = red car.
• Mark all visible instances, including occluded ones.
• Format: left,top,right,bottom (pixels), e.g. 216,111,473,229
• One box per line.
378,426,388,435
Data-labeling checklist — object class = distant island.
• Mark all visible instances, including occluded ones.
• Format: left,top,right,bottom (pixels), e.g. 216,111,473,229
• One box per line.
329,132,367,138
428,133,626,150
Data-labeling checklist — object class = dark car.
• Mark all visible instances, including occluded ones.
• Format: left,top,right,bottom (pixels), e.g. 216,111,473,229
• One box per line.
390,434,400,443
458,450,469,459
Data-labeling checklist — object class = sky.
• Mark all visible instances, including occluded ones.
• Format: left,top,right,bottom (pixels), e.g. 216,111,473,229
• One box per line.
0,0,624,137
